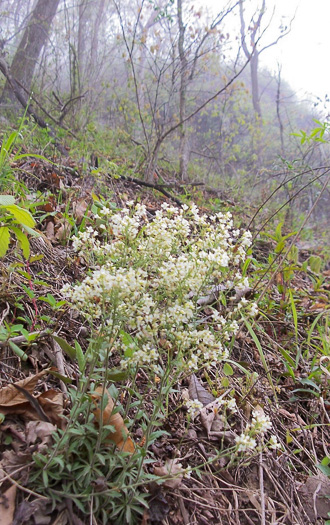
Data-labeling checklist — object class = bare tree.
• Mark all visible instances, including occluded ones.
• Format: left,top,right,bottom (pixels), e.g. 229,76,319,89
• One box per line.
238,0,293,122
1,0,60,105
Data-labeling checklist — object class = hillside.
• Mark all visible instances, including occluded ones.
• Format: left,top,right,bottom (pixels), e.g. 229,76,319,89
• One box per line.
0,131,329,525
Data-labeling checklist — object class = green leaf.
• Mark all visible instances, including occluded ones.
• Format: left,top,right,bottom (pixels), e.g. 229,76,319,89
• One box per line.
53,335,76,360
48,369,72,383
11,226,30,259
75,341,86,372
21,224,40,237
289,290,298,342
105,369,130,382
223,362,234,376
29,254,44,262
316,458,330,477
278,347,295,368
3,204,35,227
299,378,320,391
0,226,10,257
244,318,277,400
317,462,330,477
0,195,15,205
8,340,28,361
0,132,17,161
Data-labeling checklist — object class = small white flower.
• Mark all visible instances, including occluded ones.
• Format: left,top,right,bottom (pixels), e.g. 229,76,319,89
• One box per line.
186,399,203,419
235,433,257,452
268,435,281,450
251,409,272,434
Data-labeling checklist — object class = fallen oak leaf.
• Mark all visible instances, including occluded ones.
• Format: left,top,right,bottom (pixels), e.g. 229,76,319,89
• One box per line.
0,390,63,426
25,420,57,447
54,219,71,241
91,387,135,453
200,401,224,435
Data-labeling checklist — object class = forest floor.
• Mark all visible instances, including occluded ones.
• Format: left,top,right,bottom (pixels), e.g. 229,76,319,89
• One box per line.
0,152,329,525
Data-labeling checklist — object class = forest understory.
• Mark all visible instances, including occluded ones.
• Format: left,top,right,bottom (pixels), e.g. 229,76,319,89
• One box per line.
0,145,329,525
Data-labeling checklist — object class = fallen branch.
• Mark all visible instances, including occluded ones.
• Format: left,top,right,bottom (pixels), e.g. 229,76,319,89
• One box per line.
113,172,183,206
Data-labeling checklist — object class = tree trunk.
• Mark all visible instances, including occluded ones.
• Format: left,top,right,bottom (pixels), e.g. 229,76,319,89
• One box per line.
77,0,89,90
250,51,262,120
178,0,189,181
1,0,60,105
239,0,264,122
276,65,285,156
90,0,106,70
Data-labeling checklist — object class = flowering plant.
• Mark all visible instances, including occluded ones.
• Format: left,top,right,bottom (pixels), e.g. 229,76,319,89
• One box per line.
63,202,258,375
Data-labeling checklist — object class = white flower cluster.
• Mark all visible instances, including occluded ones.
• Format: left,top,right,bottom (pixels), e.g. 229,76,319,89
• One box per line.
235,407,281,453
186,393,237,421
235,433,257,452
186,399,204,419
63,202,255,372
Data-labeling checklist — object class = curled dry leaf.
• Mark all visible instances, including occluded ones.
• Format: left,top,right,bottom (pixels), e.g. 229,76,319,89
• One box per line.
0,370,63,426
91,387,135,453
25,421,57,447
200,401,224,435
45,220,55,240
0,370,49,406
153,458,185,489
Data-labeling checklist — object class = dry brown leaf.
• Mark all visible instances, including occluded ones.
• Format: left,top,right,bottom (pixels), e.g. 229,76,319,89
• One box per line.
153,458,184,489
309,302,328,312
91,387,135,453
188,374,215,407
200,401,224,435
72,199,89,224
0,371,63,425
0,484,16,525
38,390,64,427
25,421,57,447
45,220,55,240
54,219,71,241
12,500,51,525
0,370,49,406
278,408,298,422
0,450,32,483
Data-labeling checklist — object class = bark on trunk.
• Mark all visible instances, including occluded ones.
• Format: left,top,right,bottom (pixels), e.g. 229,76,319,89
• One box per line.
178,0,189,181
1,0,60,105
250,51,262,120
